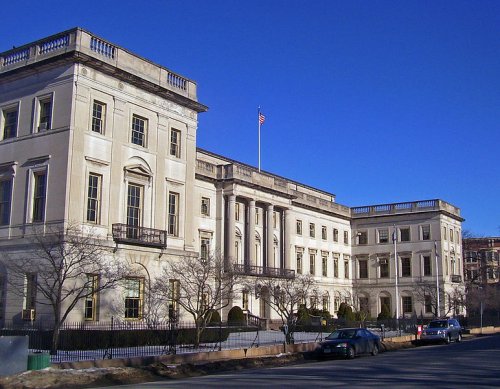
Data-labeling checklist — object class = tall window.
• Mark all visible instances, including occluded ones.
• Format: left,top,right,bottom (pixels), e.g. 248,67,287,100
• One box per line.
131,114,147,146
235,203,240,221
24,273,37,310
86,174,101,223
0,179,12,225
32,172,46,222
38,98,52,131
201,197,210,216
359,297,369,313
358,231,368,245
242,290,249,310
423,255,432,276
378,229,389,243
421,225,431,240
200,237,210,260
2,107,18,139
344,255,350,279
84,274,99,320
333,228,339,242
402,296,413,314
309,223,315,238
127,184,142,238
380,297,391,315
321,226,327,240
296,220,302,235
333,254,339,278
124,278,143,319
309,253,316,275
401,257,411,277
169,279,180,320
424,295,433,313
322,254,328,277
255,208,260,225
168,192,179,236
400,227,410,242
379,257,389,278
296,251,303,274
322,295,330,311
343,231,349,244
91,101,106,134
359,260,368,279
170,128,181,157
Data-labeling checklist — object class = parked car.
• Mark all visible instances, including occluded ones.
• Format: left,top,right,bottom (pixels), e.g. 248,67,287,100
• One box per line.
316,328,381,359
420,318,462,344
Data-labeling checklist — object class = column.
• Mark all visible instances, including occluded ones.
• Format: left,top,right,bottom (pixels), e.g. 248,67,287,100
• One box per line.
284,209,293,270
227,194,236,263
266,204,274,268
248,200,256,267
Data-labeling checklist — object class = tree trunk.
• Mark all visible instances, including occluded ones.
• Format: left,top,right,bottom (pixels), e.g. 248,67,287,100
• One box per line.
50,324,61,355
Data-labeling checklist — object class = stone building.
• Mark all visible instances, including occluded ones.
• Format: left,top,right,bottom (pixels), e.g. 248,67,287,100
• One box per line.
0,28,465,326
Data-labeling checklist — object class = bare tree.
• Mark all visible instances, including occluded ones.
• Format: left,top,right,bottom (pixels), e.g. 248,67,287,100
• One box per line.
158,252,239,348
412,281,458,317
3,223,128,354
252,274,316,344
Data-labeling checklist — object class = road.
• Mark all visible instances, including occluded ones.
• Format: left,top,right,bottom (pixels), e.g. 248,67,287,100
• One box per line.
98,335,500,389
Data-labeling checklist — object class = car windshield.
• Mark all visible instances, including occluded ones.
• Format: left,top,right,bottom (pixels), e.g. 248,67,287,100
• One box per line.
326,330,357,339
428,320,447,328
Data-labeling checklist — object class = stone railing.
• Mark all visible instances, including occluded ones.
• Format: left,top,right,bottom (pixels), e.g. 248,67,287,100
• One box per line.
233,264,295,279
351,199,461,218
112,223,167,249
0,28,198,102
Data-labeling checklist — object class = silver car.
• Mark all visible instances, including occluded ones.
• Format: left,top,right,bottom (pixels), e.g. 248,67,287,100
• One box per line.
420,318,462,344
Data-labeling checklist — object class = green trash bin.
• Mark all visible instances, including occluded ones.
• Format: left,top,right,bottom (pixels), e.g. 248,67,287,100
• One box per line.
27,353,51,370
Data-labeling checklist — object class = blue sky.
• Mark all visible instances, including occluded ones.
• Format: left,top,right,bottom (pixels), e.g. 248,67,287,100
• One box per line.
2,0,499,236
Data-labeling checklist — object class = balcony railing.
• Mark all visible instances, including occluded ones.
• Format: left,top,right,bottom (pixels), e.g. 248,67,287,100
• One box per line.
233,264,295,279
451,275,462,283
112,223,167,249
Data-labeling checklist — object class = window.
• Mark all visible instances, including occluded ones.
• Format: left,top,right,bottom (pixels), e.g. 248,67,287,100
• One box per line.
402,296,413,314
423,255,432,276
359,297,369,313
309,253,316,275
344,255,350,279
168,192,179,236
442,226,447,240
450,229,454,242
91,101,106,133
170,128,181,157
309,223,315,238
321,226,327,240
296,251,303,274
421,225,431,240
235,203,240,221
201,197,210,216
124,278,143,319
334,297,340,312
255,208,260,225
400,227,410,242
242,290,249,310
84,274,99,320
38,98,52,131
333,254,339,278
322,254,328,277
378,229,389,243
359,260,368,279
24,273,37,310
131,114,147,146
126,184,142,238
401,257,411,277
424,295,433,313
358,231,368,245
86,174,101,223
344,231,349,244
379,257,389,278
0,179,12,225
200,237,210,260
333,228,339,242
2,107,18,139
322,295,330,311
296,220,302,235
169,279,180,320
380,297,390,315
32,172,47,222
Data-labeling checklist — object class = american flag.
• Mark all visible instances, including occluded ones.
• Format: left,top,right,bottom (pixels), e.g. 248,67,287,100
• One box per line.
259,112,265,125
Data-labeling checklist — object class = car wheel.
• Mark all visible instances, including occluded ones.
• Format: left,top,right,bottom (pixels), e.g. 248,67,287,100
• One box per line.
444,335,451,344
371,344,379,356
346,346,355,359
457,333,462,343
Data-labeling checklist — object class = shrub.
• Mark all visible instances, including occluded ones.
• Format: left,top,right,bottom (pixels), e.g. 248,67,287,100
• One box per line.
206,309,221,324
227,306,245,326
377,303,392,320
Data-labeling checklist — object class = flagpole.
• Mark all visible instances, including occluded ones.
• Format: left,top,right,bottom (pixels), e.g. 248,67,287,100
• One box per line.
258,106,261,172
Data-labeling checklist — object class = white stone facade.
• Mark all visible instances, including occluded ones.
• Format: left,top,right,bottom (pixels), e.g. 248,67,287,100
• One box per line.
0,28,464,326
